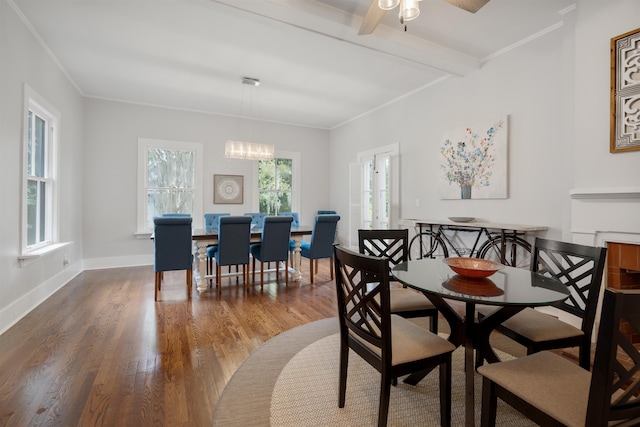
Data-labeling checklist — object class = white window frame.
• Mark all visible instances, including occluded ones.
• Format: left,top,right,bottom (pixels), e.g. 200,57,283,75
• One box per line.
253,150,300,214
20,85,61,258
136,138,203,235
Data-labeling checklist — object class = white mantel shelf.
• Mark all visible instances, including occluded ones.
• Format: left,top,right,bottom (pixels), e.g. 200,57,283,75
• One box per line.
570,187,640,199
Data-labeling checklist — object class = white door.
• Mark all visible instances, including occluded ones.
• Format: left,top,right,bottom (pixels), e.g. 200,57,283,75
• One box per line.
349,144,399,247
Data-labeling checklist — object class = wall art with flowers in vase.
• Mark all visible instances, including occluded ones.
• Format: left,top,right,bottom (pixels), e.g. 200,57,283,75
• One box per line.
439,116,508,200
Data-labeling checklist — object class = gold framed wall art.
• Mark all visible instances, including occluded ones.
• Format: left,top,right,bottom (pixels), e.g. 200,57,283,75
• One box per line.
611,27,640,153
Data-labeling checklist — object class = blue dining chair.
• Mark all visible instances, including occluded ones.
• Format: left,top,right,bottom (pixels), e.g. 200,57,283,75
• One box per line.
244,212,267,228
204,213,230,276
162,213,191,217
277,212,300,227
153,216,193,301
300,214,340,284
204,212,230,230
209,216,252,288
278,211,300,258
317,210,336,215
250,216,293,286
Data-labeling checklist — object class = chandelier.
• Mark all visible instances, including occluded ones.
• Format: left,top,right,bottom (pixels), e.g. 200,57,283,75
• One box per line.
225,77,275,161
378,0,421,24
225,140,274,161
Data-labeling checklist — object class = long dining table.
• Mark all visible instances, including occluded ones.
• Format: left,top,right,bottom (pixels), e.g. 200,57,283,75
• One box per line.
191,226,313,292
391,258,569,427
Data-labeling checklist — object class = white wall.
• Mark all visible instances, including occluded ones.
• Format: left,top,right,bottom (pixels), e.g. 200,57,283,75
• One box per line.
0,1,85,333
330,17,572,244
573,0,640,190
81,99,330,268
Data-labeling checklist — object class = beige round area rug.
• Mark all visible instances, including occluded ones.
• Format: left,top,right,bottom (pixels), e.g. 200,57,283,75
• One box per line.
270,333,535,426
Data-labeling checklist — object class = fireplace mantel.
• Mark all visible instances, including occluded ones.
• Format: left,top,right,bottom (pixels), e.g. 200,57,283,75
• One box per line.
570,187,640,200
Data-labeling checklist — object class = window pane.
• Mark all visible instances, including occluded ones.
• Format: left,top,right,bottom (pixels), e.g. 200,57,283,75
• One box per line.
27,180,37,246
34,115,46,177
147,148,195,188
146,189,194,229
258,159,275,191
259,191,278,215
276,158,292,191
39,181,46,242
277,191,292,212
258,157,293,215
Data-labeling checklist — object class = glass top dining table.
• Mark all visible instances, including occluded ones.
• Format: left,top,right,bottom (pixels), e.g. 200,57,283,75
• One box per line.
391,258,570,427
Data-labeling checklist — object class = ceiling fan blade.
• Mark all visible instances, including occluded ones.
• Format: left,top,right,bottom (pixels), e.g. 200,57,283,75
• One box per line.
444,0,490,13
358,0,387,35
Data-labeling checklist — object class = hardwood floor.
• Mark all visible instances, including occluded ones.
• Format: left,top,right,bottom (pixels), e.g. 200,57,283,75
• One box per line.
0,261,338,426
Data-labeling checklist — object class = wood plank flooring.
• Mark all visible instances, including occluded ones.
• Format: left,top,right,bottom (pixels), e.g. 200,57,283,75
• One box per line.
0,262,338,426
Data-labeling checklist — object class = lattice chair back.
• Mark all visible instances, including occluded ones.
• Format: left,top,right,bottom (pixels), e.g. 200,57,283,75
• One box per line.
531,238,607,335
358,229,409,275
335,245,390,357
588,288,640,424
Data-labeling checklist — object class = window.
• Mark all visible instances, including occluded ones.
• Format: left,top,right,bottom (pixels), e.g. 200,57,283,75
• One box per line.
137,138,203,234
22,86,59,254
257,151,299,215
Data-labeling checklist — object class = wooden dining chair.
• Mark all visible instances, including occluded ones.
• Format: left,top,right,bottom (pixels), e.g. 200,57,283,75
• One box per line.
477,237,607,369
478,288,640,427
333,245,455,427
250,216,293,286
358,229,439,333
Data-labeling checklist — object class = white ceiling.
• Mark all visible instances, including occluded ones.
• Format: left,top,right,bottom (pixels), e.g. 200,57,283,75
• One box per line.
11,0,575,129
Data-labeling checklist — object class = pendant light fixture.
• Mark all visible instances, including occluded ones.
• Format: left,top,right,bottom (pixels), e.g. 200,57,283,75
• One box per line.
224,77,275,161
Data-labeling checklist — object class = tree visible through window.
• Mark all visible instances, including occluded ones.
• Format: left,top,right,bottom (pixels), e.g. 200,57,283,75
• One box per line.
258,158,292,215
137,138,203,233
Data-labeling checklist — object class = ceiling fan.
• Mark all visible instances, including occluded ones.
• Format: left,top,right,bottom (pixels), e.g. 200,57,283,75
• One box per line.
358,0,490,35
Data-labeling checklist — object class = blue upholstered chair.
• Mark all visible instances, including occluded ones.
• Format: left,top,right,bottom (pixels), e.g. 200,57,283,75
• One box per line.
250,216,293,286
277,212,300,227
208,216,252,288
153,216,193,301
244,212,267,228
278,212,300,255
204,212,230,230
204,213,230,275
317,210,336,215
300,214,340,284
162,213,191,217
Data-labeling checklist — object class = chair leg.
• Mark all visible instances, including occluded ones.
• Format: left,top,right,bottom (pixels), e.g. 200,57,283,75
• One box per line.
310,258,314,284
338,339,349,408
285,259,289,285
186,269,192,299
480,376,497,427
378,373,391,427
216,265,221,288
330,256,334,279
252,258,256,283
439,356,452,427
154,272,161,301
260,262,264,287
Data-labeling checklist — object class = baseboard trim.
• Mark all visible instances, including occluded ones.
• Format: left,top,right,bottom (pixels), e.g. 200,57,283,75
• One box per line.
0,264,83,335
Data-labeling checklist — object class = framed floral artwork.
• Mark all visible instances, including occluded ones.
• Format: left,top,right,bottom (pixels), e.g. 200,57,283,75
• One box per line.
611,27,640,153
439,116,508,200
214,174,243,204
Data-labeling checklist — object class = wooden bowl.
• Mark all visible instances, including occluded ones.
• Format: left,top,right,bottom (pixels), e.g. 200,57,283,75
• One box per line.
442,257,504,279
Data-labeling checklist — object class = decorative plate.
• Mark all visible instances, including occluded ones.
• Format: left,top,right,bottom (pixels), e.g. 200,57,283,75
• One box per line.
448,217,475,223
442,257,504,279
